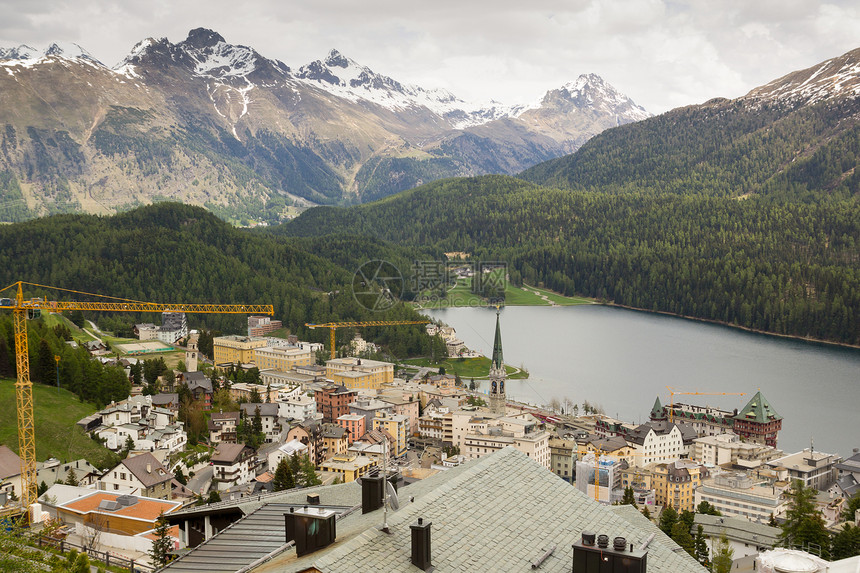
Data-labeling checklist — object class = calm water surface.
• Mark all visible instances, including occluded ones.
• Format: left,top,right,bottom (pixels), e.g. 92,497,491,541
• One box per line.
422,305,860,458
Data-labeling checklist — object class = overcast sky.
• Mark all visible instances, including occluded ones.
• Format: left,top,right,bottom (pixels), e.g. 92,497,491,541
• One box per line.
1,0,859,113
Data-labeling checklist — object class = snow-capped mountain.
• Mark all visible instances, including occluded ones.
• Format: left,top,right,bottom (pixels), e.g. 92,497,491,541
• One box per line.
0,27,654,220
294,49,529,128
744,47,860,106
0,42,103,68
550,73,650,122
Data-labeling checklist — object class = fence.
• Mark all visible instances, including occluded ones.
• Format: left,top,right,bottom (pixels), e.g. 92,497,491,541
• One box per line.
35,533,156,573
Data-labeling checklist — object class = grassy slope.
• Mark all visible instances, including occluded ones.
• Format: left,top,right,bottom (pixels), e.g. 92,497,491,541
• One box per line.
402,356,528,379
0,378,116,468
416,277,593,308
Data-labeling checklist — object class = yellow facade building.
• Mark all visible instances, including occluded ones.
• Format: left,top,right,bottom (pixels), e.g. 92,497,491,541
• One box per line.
254,346,313,371
652,460,708,512
326,357,393,391
213,336,268,365
319,453,378,482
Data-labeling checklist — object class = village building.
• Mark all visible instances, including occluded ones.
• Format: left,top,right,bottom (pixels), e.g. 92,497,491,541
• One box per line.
40,486,182,538
692,433,783,468
211,443,256,491
280,393,317,421
651,459,709,512
247,315,283,337
213,335,268,366
695,471,790,522
336,414,365,445
99,453,173,500
766,447,842,491
208,411,240,444
254,345,314,372
325,357,394,390
315,384,358,424
372,411,409,458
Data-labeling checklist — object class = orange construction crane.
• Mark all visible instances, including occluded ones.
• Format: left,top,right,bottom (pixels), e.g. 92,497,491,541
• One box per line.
0,281,273,509
306,320,430,359
665,386,746,424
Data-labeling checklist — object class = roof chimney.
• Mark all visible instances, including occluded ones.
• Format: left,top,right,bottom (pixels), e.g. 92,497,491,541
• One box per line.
146,463,152,473
410,517,432,571
573,533,648,573
361,475,384,514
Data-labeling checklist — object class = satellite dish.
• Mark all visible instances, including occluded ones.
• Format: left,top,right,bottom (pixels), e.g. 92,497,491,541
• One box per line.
385,481,400,511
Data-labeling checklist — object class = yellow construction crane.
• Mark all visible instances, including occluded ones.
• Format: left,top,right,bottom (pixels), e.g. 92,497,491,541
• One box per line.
665,386,747,424
0,281,273,509
306,320,430,359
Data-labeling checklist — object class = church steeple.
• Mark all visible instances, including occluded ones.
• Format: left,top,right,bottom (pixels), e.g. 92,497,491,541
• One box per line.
489,310,506,415
491,311,504,371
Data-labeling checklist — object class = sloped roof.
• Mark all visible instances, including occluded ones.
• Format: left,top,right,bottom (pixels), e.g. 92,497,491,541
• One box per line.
241,403,280,417
212,443,254,465
734,391,782,423
650,396,666,420
0,445,22,479
693,513,780,547
305,448,705,573
120,452,173,488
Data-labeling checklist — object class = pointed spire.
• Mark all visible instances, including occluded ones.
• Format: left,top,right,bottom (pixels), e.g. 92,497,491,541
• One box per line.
734,391,782,423
491,310,503,371
650,396,666,421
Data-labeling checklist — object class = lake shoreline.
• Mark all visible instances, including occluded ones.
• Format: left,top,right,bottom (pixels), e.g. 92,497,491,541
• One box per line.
602,302,860,352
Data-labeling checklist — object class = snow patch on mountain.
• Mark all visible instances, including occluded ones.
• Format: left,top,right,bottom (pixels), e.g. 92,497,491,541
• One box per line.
553,73,651,121
295,49,524,128
744,49,860,106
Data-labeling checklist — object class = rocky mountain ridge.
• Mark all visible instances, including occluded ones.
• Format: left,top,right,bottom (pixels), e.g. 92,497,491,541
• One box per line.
0,27,639,222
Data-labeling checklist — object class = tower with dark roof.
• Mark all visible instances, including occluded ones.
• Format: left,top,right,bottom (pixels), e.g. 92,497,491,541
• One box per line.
732,391,782,448
489,311,507,415
650,396,667,421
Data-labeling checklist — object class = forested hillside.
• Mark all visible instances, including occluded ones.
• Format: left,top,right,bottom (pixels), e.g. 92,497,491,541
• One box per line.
280,175,860,345
520,95,860,202
0,203,432,356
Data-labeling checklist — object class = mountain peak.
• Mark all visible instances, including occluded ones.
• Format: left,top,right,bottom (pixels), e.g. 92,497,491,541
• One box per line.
184,28,226,49
0,42,103,67
325,49,349,68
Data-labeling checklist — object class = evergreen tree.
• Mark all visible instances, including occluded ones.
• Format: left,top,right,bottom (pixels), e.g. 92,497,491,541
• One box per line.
122,435,135,458
0,336,14,377
249,386,262,404
641,505,651,520
174,467,187,486
37,481,49,496
620,486,636,507
149,511,174,568
780,480,830,557
207,490,221,504
71,551,90,573
659,505,678,536
297,454,321,487
712,531,734,573
34,338,56,384
64,469,78,486
696,500,721,516
671,520,695,557
273,458,295,491
843,492,860,523
693,524,709,567
830,524,860,560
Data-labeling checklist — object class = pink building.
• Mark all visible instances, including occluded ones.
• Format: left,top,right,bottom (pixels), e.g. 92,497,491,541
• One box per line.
337,414,366,445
